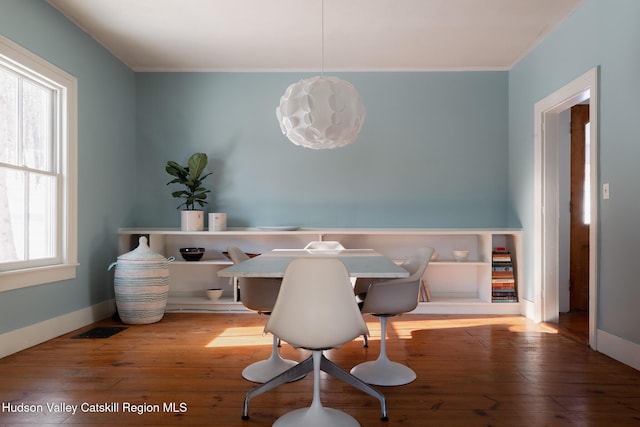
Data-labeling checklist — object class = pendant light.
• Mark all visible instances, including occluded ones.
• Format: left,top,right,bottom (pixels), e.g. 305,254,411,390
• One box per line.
276,0,366,149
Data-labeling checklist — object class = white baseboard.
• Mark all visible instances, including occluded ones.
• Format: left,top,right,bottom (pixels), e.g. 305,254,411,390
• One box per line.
0,299,116,359
597,329,640,371
520,298,537,321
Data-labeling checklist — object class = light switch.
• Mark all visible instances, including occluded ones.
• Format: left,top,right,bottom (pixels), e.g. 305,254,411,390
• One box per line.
603,183,610,200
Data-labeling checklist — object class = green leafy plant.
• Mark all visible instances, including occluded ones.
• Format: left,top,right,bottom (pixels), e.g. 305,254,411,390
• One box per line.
166,152,212,210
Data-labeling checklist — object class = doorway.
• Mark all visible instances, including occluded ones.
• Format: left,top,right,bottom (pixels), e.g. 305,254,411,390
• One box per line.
533,67,599,349
555,104,591,344
569,104,590,313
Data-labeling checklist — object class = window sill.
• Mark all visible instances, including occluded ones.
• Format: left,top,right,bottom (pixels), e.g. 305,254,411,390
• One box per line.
0,264,78,292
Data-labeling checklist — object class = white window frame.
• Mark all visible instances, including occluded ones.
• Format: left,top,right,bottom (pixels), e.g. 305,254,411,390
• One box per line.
0,35,77,292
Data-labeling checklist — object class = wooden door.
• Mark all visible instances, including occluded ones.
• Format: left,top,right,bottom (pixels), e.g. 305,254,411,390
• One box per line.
569,105,590,311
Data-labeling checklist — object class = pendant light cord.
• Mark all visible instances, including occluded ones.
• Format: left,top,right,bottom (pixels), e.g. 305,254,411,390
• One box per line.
321,0,324,77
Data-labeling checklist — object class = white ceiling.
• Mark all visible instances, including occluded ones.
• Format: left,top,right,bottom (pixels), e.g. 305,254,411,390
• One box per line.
46,0,584,72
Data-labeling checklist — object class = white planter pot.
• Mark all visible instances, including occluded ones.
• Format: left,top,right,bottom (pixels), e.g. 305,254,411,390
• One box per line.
181,210,204,231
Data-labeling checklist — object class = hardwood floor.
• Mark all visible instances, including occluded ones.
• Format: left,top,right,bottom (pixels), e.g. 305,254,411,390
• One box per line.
558,311,590,345
542,311,590,347
1,313,639,426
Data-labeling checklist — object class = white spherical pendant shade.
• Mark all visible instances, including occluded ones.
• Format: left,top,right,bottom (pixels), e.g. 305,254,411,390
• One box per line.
276,76,366,149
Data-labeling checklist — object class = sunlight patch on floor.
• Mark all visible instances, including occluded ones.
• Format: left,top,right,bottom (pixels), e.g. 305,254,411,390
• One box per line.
205,315,555,348
205,326,271,348
372,315,558,337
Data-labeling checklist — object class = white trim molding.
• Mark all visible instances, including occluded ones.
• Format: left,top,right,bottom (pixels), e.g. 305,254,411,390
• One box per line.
0,34,78,291
597,329,640,371
0,300,115,359
533,67,599,349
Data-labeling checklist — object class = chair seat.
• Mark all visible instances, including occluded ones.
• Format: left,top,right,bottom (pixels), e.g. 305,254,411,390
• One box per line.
353,247,434,387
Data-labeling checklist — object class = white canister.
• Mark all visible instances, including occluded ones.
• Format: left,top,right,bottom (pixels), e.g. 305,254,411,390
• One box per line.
209,212,227,231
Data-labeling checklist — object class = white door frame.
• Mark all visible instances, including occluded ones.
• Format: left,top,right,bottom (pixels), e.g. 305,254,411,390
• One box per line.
533,67,599,349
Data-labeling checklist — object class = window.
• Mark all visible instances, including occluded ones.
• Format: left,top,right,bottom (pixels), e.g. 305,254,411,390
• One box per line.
0,35,77,291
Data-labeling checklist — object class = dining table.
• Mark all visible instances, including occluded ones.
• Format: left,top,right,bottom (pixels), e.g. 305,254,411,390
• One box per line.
217,249,409,279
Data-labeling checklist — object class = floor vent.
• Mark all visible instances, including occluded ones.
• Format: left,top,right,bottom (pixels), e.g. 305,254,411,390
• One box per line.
72,327,127,339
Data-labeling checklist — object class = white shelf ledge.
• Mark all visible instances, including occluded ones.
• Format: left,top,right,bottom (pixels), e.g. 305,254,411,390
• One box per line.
171,259,232,266
165,296,244,313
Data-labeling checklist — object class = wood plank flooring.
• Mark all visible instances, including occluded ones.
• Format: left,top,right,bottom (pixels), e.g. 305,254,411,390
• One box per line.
1,313,639,426
557,311,590,345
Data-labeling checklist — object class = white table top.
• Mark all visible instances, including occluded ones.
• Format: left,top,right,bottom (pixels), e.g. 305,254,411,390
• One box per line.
218,249,409,279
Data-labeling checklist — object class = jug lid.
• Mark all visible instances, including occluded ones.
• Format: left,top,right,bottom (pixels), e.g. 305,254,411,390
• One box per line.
118,236,166,261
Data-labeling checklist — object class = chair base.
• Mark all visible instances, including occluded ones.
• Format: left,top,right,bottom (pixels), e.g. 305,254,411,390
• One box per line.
274,406,360,427
242,335,305,383
350,358,416,386
242,353,387,421
242,356,299,383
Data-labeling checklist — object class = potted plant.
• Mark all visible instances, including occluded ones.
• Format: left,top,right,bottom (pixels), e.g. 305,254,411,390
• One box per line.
166,152,212,231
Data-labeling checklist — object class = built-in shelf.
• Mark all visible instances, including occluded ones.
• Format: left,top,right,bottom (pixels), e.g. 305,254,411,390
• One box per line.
118,227,523,315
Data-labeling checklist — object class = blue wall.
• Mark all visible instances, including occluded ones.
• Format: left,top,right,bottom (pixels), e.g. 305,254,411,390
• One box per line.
509,0,640,343
135,72,509,228
0,0,136,334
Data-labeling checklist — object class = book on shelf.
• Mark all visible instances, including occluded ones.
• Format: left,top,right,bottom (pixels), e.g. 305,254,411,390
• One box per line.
491,247,517,302
491,281,516,290
492,295,517,300
492,290,517,294
492,278,514,285
492,288,517,293
492,248,512,262
492,295,519,303
492,281,515,287
492,272,514,279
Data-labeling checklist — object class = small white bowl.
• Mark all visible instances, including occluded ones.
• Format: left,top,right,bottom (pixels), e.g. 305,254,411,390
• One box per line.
205,288,223,300
452,250,469,262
